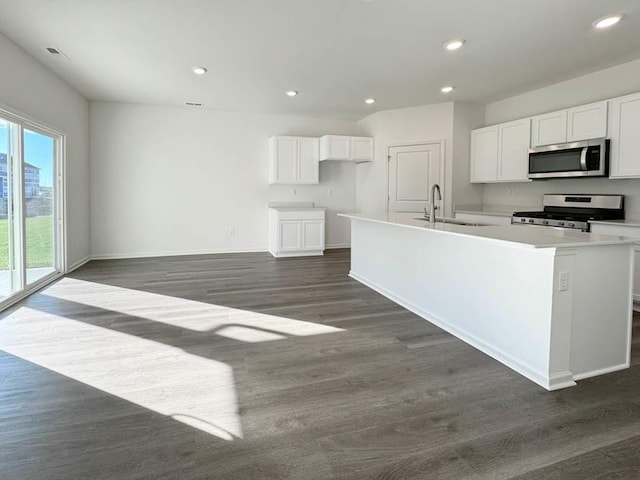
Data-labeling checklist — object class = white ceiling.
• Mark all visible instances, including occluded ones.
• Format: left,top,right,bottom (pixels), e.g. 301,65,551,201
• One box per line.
1,0,639,119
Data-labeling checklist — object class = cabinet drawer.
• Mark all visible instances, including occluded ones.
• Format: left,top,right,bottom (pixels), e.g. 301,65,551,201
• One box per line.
277,210,325,221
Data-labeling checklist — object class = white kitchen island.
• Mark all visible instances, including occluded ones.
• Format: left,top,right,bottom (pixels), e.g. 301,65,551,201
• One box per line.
339,213,636,390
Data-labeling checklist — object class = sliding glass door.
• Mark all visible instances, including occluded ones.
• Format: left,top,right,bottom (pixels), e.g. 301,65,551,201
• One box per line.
0,113,62,305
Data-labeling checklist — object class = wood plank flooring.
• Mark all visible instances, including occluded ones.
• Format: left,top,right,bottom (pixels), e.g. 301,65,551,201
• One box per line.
0,248,639,479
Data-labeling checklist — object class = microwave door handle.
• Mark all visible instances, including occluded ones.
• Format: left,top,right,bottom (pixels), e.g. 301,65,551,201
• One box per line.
580,147,588,170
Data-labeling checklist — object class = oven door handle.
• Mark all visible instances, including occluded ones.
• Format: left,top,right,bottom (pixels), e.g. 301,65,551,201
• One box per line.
580,147,588,171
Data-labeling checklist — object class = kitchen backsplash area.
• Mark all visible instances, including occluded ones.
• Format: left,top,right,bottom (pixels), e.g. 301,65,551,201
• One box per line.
483,177,640,220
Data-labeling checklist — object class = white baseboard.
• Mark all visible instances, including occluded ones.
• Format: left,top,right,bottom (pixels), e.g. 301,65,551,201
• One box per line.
573,362,630,381
66,256,91,273
90,247,268,261
91,245,350,261
349,270,574,391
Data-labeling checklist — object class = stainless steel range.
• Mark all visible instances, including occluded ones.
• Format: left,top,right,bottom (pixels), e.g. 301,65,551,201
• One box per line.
511,194,624,232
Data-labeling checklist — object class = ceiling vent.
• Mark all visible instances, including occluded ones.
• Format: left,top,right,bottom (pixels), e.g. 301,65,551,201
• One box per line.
185,102,204,107
45,47,70,61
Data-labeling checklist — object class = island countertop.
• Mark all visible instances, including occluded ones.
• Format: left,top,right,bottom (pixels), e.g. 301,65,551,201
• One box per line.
338,212,638,249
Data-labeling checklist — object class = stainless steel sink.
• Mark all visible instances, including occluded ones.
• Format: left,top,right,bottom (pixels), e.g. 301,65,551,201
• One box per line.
413,217,485,227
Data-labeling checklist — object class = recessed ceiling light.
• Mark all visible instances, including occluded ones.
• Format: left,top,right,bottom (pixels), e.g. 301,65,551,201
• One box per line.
365,98,376,104
286,90,299,97
440,86,455,93
444,39,465,51
593,14,623,29
191,66,208,75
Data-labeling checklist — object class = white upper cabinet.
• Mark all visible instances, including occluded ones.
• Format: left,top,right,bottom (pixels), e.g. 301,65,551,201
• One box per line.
471,119,530,183
470,126,498,183
319,135,373,162
566,101,608,142
531,110,568,146
269,136,319,184
351,136,375,161
609,92,640,178
531,101,608,146
498,118,531,182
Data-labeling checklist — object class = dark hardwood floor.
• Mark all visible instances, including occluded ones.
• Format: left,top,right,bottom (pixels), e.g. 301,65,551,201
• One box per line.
1,248,639,479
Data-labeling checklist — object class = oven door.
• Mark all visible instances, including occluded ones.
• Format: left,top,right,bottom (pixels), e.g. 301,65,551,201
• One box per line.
528,139,607,179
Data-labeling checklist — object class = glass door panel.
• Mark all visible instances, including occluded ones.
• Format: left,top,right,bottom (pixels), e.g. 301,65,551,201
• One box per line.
0,112,61,308
0,118,22,299
23,128,56,285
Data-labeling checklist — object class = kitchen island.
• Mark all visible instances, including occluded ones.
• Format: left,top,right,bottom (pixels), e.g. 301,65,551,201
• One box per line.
339,213,636,390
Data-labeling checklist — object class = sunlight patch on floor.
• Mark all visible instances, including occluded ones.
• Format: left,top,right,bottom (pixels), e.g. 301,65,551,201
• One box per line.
43,278,344,341
0,306,242,440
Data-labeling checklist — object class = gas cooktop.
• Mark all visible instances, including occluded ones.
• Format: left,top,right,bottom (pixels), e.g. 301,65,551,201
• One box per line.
512,194,624,232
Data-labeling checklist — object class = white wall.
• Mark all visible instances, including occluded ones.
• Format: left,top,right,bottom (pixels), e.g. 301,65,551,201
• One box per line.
90,102,358,258
0,33,90,269
483,59,640,217
356,103,455,216
452,103,485,209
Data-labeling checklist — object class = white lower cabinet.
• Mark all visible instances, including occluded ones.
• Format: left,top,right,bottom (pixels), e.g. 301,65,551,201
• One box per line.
269,208,325,257
589,222,640,303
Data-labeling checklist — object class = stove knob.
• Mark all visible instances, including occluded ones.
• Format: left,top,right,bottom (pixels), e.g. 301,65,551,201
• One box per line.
521,218,527,223
568,223,575,228
558,222,565,226
528,219,535,224
542,220,549,225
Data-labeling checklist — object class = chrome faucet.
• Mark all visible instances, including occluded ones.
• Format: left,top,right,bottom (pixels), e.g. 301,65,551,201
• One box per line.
429,184,441,226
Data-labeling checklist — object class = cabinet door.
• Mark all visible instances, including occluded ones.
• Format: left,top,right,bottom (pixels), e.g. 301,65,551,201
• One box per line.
470,126,499,183
301,220,324,250
566,101,608,142
270,136,298,184
298,137,319,183
609,93,640,178
498,118,530,182
279,221,301,251
325,136,350,160
531,110,567,146
351,137,374,161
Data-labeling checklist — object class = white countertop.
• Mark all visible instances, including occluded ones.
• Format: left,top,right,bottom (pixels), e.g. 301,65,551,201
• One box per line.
269,207,326,212
454,204,537,217
339,213,638,249
589,218,640,228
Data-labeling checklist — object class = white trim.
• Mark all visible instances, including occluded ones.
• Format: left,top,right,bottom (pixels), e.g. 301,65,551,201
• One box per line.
326,243,350,249
66,256,91,273
91,245,350,261
270,250,324,258
572,362,630,381
90,247,268,260
349,269,576,391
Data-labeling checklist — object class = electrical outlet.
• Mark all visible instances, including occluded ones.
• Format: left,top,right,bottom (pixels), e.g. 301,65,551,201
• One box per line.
559,271,569,291
229,228,236,237
291,187,297,196
508,188,514,196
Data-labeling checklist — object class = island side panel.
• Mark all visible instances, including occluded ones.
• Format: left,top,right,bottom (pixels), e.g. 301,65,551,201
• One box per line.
570,244,634,379
349,217,563,390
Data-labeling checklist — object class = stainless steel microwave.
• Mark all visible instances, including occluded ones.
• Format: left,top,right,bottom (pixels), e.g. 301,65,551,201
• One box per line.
528,138,609,179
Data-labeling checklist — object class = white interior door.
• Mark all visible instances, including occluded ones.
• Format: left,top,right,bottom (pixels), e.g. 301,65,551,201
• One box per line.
388,143,442,214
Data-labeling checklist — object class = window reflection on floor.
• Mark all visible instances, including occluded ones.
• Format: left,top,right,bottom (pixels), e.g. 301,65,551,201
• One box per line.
0,278,345,440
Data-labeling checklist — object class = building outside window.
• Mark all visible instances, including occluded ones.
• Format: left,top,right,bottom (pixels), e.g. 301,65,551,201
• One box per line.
0,152,40,198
